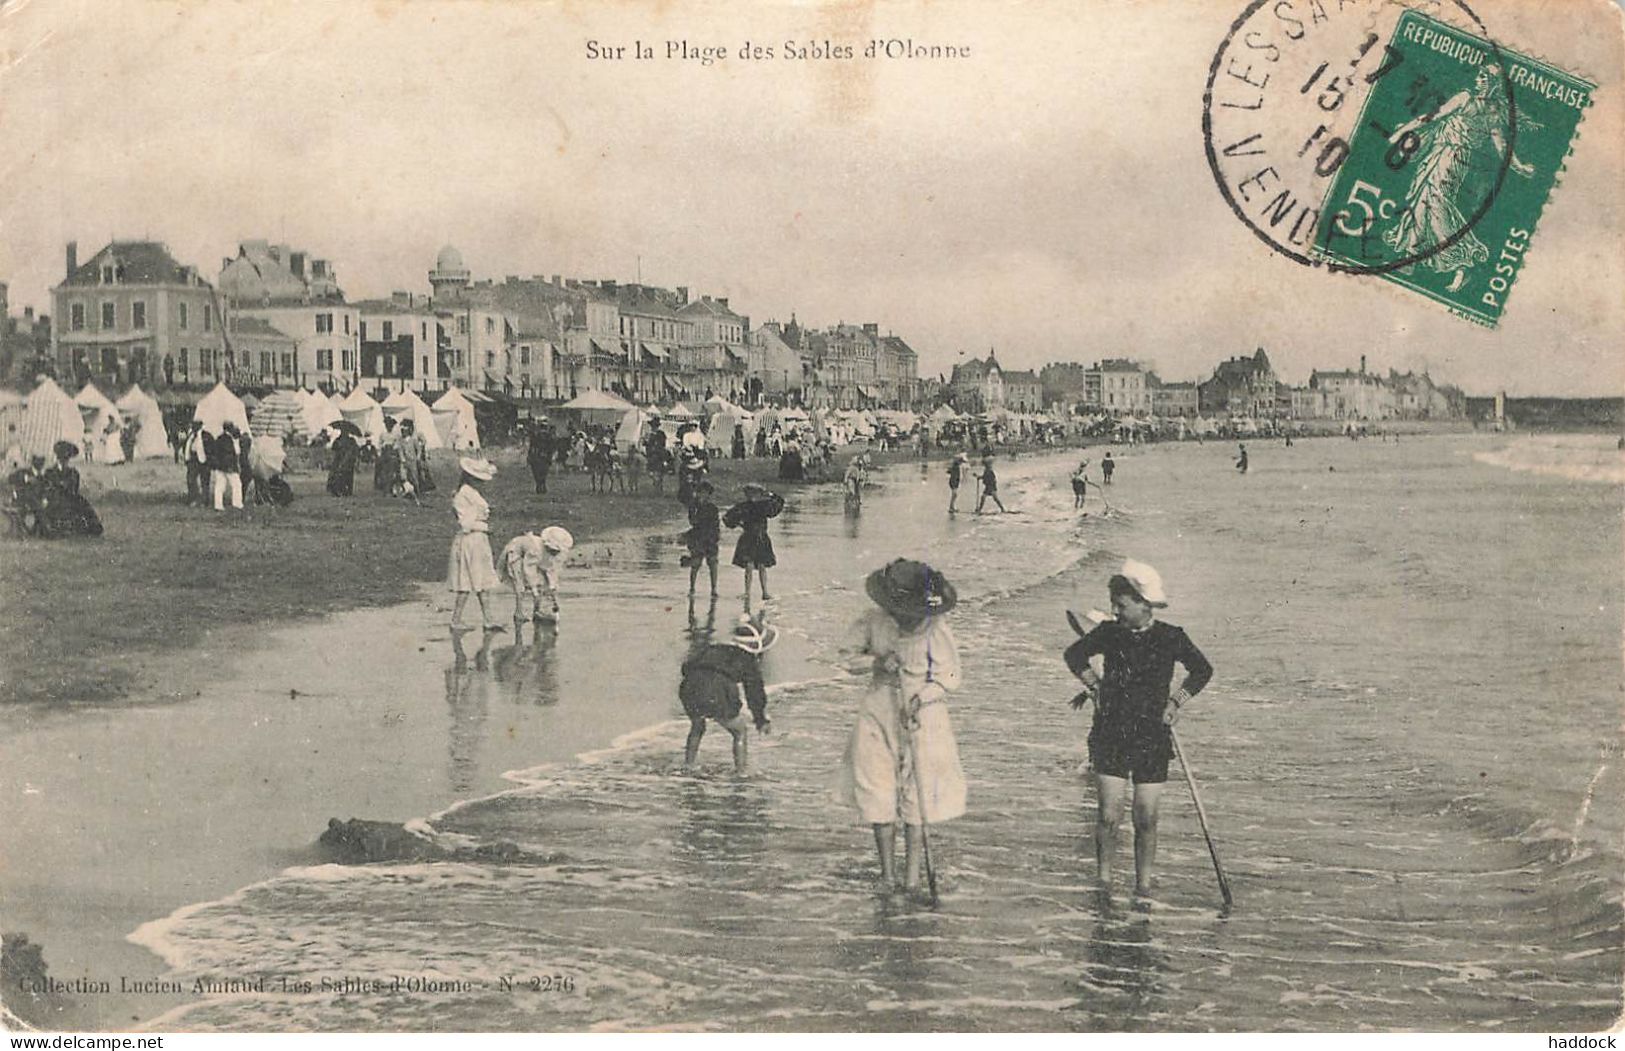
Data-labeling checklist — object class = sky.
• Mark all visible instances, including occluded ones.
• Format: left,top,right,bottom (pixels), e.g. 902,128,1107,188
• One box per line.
0,0,1620,395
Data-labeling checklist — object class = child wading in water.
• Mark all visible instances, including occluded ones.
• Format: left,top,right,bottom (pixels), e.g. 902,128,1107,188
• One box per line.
447,457,505,632
1065,560,1212,903
680,612,778,774
1071,459,1091,509
975,456,1007,514
837,559,966,894
681,479,721,596
499,525,574,625
724,482,784,602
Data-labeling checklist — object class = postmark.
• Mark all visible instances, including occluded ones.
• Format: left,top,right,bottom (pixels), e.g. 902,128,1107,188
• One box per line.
1311,10,1595,325
1203,0,1514,271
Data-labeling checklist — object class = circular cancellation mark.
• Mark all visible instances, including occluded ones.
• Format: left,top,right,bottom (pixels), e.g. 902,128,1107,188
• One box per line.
1201,0,1520,276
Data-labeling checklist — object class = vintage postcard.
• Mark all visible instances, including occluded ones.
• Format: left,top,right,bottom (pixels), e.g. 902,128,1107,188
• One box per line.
1,0,1621,1037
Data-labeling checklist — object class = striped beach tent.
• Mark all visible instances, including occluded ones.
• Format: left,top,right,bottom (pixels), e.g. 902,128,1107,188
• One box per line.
250,389,313,443
18,377,84,458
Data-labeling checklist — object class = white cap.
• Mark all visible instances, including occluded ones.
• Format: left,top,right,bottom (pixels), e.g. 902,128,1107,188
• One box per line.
1114,559,1168,606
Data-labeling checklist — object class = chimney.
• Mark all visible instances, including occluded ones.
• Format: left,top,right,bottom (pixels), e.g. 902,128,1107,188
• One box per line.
391,290,412,307
717,297,729,310
676,286,689,305
66,241,78,278
551,275,561,286
862,322,878,338
701,294,711,303
600,279,617,295
1359,354,1366,374
290,252,306,278
24,306,34,321
311,259,328,279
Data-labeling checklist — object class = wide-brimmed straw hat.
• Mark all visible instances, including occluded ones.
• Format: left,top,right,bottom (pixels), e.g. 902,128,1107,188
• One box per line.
729,615,779,655
458,456,497,481
1109,558,1168,607
742,482,770,496
865,558,958,620
539,526,574,552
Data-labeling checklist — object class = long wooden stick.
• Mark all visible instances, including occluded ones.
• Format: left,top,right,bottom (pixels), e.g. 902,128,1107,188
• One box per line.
905,721,939,905
1170,725,1233,908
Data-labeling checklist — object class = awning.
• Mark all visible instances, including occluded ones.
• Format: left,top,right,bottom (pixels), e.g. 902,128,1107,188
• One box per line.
856,385,879,399
662,376,684,395
590,339,610,355
483,371,502,387
725,346,747,362
617,339,633,356
641,342,668,361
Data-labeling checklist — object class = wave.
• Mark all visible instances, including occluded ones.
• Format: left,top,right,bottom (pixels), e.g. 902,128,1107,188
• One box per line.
1471,435,1625,485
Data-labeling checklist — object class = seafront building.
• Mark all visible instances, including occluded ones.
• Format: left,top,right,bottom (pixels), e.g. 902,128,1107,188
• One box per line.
218,240,358,391
51,240,226,389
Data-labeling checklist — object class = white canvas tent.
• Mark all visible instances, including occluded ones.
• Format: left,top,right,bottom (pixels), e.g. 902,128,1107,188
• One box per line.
74,383,125,463
114,385,171,459
560,389,636,428
19,378,84,458
337,388,385,439
705,406,757,452
381,390,446,450
194,383,252,437
299,390,342,436
665,402,698,420
431,387,480,450
614,408,645,449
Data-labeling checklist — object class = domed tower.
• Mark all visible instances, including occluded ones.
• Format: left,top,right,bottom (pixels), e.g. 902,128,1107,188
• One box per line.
429,244,471,300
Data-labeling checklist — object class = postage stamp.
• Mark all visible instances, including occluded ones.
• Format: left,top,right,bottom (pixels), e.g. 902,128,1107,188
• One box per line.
1311,8,1596,326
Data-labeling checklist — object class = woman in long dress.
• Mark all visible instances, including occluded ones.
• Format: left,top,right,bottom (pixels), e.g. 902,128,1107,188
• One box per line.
326,430,360,496
837,559,965,892
1383,63,1535,291
448,457,504,632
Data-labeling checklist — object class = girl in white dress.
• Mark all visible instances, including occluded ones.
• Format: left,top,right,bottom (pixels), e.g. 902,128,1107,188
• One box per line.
837,559,966,892
448,457,503,632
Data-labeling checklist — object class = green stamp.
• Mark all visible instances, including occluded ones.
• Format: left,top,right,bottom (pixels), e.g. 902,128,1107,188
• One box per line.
1312,10,1594,326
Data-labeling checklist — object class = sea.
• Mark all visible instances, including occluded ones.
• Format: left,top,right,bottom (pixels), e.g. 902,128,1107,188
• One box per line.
127,432,1623,1032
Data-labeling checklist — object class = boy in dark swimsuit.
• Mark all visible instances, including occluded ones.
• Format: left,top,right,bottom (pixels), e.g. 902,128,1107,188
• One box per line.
1065,560,1212,901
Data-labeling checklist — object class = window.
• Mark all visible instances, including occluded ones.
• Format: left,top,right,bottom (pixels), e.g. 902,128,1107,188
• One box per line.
341,349,355,371
381,321,393,342
457,316,468,335
281,352,294,375
454,350,464,367
201,350,215,377
485,351,494,368
101,302,115,329
101,264,115,283
359,321,368,341
343,314,350,335
203,305,213,331
316,313,333,334
421,322,428,342
102,347,119,371
316,348,333,371
132,301,147,329
421,356,429,376
71,303,85,331
520,346,531,365
484,317,495,335
179,303,189,330
260,352,274,374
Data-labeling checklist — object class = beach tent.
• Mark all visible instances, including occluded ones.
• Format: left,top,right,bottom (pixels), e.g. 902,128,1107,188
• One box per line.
74,383,125,463
702,394,750,418
299,390,342,436
431,387,481,450
114,385,171,459
382,390,446,450
250,389,314,443
337,388,385,439
561,389,636,428
18,378,85,458
665,402,698,421
614,407,645,449
194,382,252,437
705,405,757,452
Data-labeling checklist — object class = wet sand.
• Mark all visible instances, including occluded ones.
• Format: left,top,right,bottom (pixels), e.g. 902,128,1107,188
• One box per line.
0,539,828,1030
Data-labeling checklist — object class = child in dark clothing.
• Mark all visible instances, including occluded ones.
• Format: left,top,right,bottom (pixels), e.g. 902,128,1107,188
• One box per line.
1065,559,1213,901
681,479,721,596
680,613,778,774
